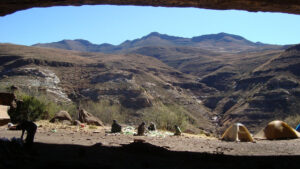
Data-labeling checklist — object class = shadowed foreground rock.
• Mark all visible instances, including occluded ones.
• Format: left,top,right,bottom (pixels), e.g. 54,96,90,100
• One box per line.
0,0,300,16
0,140,300,169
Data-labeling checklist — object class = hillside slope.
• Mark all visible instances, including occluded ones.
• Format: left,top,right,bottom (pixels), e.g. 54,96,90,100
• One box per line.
10,33,300,134
0,43,216,133
215,45,300,132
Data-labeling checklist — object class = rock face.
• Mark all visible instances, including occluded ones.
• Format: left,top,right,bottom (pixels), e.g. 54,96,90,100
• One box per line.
50,110,72,123
121,96,152,109
217,47,300,133
0,0,300,16
1,65,71,103
78,109,103,126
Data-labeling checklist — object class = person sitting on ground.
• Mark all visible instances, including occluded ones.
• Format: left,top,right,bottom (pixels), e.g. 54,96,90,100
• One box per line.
174,125,182,136
16,120,37,146
136,122,146,136
147,122,156,131
111,119,122,133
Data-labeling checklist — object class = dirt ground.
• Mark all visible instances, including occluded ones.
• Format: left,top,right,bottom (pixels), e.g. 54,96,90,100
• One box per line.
1,121,300,169
2,120,300,156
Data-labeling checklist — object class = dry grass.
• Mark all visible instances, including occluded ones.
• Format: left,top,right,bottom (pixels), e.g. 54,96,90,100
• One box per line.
35,120,104,134
284,115,300,128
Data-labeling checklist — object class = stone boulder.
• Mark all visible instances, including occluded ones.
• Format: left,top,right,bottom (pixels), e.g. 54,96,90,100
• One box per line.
78,109,103,126
73,120,82,126
50,110,72,123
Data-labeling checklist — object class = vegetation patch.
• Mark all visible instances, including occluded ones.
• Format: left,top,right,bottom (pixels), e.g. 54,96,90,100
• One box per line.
6,87,76,123
80,100,126,124
141,102,189,131
284,114,300,128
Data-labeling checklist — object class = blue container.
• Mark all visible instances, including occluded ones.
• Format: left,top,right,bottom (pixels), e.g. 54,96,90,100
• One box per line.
296,124,300,132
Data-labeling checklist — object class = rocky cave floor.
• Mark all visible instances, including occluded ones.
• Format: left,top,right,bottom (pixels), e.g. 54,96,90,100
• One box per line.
1,121,300,169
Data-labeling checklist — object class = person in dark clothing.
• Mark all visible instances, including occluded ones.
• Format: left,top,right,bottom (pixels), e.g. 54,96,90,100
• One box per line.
111,120,122,133
148,122,156,131
16,120,37,146
136,122,146,136
174,125,182,136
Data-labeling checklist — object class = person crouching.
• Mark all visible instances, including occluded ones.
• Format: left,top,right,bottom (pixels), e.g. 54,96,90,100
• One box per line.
16,120,37,147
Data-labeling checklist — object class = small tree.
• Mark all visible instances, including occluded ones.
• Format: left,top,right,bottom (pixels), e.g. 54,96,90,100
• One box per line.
9,95,47,123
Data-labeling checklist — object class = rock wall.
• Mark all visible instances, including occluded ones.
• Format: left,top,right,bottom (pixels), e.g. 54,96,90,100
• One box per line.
0,0,300,16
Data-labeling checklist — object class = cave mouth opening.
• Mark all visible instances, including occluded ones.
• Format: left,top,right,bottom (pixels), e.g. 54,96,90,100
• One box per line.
0,3,299,138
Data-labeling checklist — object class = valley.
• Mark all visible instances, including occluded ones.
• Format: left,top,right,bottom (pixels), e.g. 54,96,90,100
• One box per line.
1,32,300,134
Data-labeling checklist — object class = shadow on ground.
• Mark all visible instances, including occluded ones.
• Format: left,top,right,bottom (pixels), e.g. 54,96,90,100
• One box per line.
0,140,299,169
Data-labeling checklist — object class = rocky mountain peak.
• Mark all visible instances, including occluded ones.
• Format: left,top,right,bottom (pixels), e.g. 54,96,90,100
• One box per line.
146,32,162,37
191,32,249,43
73,39,94,45
143,32,185,41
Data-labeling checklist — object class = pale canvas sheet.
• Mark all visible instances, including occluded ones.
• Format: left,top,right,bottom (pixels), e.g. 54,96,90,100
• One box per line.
0,105,10,119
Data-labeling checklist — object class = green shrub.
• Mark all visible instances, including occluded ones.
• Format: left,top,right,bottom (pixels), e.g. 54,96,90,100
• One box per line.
9,95,47,123
80,100,190,131
9,91,77,122
30,94,77,119
43,100,77,119
141,102,189,131
80,100,126,124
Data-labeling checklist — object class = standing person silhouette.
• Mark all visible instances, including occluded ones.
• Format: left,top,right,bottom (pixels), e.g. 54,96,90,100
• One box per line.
16,120,37,147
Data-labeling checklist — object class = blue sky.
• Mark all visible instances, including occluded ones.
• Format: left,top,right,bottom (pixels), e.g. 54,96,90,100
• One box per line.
0,5,299,46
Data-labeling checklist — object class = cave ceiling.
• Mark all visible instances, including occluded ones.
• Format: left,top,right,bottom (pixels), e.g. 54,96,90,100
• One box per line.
1,0,300,16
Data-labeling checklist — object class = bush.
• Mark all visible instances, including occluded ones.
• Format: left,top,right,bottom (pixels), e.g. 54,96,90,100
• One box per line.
29,93,77,119
141,102,189,131
80,100,190,131
9,91,77,123
45,101,77,119
9,95,47,123
80,100,126,124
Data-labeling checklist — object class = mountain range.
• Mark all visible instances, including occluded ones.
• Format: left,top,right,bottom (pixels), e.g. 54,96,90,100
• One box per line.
33,32,281,53
1,32,299,134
